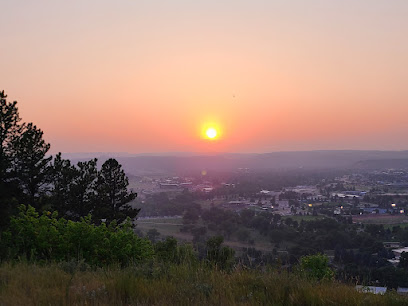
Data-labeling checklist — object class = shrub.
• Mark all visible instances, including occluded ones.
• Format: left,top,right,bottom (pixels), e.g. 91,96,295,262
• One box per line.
298,254,334,281
0,205,153,266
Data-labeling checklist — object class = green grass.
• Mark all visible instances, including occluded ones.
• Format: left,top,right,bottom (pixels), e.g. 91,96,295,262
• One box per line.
283,215,325,222
353,214,408,225
0,262,406,305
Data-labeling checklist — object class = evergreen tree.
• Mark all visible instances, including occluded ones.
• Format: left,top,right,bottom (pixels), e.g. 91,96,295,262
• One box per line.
94,158,138,224
11,123,51,208
70,158,98,219
50,156,99,219
50,156,98,219
0,90,138,226
0,90,22,227
50,153,76,215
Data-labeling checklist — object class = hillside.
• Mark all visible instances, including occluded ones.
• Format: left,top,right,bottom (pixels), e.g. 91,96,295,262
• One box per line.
0,263,406,305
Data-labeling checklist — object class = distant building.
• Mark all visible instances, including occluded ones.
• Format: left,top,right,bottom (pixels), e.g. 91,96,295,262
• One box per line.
226,201,247,206
355,286,387,295
397,287,408,296
383,242,400,249
179,182,193,188
388,247,408,265
159,183,179,189
221,183,235,187
362,208,388,214
392,247,408,259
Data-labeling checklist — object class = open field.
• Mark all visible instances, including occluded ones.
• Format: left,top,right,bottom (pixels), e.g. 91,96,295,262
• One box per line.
136,217,192,241
136,217,274,252
352,214,408,225
283,215,325,222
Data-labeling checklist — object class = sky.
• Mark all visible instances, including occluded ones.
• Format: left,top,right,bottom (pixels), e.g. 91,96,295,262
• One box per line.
1,0,408,154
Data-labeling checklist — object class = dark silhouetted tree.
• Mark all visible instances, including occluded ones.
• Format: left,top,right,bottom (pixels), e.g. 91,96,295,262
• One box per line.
11,123,51,208
0,90,22,227
399,252,408,270
49,153,75,215
94,158,138,224
70,158,98,219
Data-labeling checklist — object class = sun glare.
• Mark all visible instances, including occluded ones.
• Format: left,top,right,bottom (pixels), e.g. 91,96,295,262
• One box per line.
206,127,217,139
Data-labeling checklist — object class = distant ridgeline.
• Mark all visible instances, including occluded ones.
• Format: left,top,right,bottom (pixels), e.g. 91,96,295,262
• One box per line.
71,151,408,176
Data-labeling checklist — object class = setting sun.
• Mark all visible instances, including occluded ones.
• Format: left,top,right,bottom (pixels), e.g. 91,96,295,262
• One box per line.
206,128,217,139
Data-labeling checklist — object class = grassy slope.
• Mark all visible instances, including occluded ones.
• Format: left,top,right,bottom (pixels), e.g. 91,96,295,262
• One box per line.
0,263,407,305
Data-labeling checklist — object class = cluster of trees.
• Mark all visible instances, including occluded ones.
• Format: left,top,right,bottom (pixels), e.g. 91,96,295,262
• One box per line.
0,90,137,227
198,206,408,286
363,194,408,209
50,154,138,223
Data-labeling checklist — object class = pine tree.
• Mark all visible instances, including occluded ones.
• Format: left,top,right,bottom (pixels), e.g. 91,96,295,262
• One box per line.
70,158,98,219
50,153,75,215
11,123,52,208
0,90,22,227
94,158,138,224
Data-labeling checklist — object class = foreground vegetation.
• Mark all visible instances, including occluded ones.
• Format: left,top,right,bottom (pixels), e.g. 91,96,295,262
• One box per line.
1,205,407,305
0,262,407,305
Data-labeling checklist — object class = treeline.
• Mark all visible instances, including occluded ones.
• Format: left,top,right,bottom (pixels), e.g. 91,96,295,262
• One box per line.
0,90,137,228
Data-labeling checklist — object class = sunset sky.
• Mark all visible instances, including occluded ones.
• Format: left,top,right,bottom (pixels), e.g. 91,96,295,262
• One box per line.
1,1,407,154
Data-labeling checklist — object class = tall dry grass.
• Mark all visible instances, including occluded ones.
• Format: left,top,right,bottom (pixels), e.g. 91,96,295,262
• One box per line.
0,262,406,305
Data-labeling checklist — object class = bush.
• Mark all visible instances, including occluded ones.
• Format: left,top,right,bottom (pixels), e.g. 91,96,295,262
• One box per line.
206,236,235,270
298,254,334,281
0,205,153,266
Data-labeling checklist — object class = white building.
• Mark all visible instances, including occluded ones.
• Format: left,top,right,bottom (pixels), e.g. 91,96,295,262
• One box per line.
356,286,387,295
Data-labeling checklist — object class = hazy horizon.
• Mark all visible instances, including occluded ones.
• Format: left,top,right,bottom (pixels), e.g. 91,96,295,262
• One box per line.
2,1,407,154
61,149,408,155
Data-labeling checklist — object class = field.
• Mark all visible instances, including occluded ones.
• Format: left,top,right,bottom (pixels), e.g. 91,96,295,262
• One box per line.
352,214,408,225
283,215,325,222
136,217,275,252
136,217,190,241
